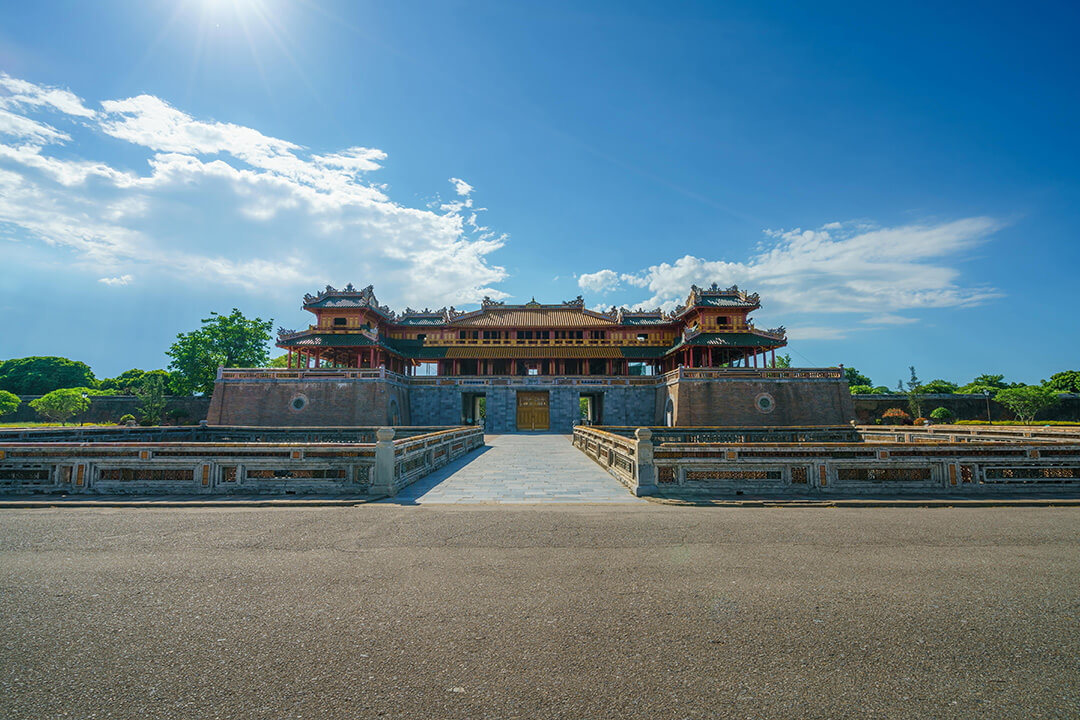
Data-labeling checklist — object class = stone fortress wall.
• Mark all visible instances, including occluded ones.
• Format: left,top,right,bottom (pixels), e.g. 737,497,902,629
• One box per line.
206,368,856,431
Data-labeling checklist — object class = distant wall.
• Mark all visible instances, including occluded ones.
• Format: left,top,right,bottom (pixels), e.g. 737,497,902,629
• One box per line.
852,393,1080,423
6,395,210,424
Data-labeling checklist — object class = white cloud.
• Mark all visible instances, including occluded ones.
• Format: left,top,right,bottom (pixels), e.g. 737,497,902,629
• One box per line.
0,73,96,118
0,75,510,308
449,177,473,196
583,219,1001,317
0,109,70,144
98,274,133,286
785,326,849,340
578,269,621,293
860,313,918,325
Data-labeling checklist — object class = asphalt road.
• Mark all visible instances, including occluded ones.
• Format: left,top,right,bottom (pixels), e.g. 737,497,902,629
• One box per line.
1,505,1078,719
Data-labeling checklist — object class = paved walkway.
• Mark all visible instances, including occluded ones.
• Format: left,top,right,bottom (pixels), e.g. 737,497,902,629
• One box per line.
386,434,643,504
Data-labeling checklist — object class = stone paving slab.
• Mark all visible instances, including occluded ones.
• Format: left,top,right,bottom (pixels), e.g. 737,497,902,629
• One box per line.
385,433,643,504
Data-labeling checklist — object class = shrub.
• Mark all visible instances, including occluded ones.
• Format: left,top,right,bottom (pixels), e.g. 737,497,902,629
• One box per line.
29,388,91,425
929,407,955,424
0,390,20,418
849,384,875,395
118,414,137,426
881,408,912,425
913,417,929,426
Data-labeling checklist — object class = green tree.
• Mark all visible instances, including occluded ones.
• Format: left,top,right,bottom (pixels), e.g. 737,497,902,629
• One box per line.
0,357,96,395
844,367,873,387
29,388,91,426
774,353,792,368
269,354,290,368
0,390,20,418
899,366,923,418
167,309,273,395
871,386,892,394
848,384,875,395
919,379,958,394
994,387,1061,425
99,369,147,393
929,406,955,424
1043,370,1080,394
134,374,167,426
958,374,1013,394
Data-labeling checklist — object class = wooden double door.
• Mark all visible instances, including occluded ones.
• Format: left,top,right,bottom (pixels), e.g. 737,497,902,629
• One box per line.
516,391,550,431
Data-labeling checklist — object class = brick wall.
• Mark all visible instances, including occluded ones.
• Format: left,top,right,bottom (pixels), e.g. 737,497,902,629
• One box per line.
662,378,855,426
206,380,410,426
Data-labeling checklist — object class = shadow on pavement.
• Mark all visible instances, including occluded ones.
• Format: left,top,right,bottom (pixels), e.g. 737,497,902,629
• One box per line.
379,445,493,506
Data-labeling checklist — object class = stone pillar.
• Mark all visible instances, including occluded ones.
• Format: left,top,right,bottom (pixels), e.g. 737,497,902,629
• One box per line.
370,427,397,497
633,427,657,496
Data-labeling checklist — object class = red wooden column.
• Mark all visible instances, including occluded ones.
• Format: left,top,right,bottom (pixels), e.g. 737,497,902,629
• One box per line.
771,348,776,368
708,347,713,367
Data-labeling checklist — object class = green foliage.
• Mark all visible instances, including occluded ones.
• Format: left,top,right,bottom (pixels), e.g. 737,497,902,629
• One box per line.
881,407,912,425
0,357,97,395
134,374,167,426
929,406,955,423
0,390,20,417
1043,370,1080,394
848,384,875,395
269,354,290,368
167,308,273,395
579,397,589,422
957,374,1022,394
99,369,146,393
774,353,792,369
29,388,91,425
871,386,892,394
898,366,922,419
844,367,872,387
994,386,1061,425
919,379,958,394
118,414,137,426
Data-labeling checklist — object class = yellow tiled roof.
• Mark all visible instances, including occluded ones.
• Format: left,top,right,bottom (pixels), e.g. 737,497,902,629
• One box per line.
452,308,618,328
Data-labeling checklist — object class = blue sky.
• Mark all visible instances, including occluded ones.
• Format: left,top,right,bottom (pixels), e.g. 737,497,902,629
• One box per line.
1,0,1077,387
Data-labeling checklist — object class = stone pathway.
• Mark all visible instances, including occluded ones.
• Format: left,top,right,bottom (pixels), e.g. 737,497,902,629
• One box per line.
385,434,643,504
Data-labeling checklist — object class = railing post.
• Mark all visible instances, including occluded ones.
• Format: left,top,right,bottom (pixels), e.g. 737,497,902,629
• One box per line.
371,427,397,497
634,427,656,496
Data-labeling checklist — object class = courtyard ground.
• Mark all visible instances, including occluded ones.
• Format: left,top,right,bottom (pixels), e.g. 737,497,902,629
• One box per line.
1,504,1078,719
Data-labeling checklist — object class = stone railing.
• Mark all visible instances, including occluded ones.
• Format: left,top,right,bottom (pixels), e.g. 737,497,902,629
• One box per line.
0,424,455,444
572,426,655,496
217,367,407,382
381,426,485,495
0,426,484,498
599,425,861,444
664,367,845,382
573,426,1080,496
858,425,1080,444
